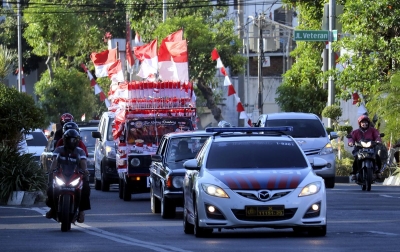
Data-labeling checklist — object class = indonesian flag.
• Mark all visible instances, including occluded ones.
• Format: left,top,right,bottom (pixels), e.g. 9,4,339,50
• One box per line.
126,41,134,74
134,32,143,46
107,60,124,82
81,113,86,122
162,40,189,82
134,39,158,80
90,48,117,77
158,29,184,81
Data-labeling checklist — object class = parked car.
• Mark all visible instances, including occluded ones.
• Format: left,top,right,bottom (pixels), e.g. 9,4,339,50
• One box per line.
79,126,97,183
24,129,48,165
150,131,213,219
254,112,338,188
182,127,327,237
91,112,118,191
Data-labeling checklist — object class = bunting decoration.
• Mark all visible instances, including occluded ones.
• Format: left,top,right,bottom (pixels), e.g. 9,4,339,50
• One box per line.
211,48,252,127
16,68,26,92
81,63,110,107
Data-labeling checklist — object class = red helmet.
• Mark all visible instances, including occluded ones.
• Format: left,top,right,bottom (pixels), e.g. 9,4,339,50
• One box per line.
357,115,370,126
60,113,74,126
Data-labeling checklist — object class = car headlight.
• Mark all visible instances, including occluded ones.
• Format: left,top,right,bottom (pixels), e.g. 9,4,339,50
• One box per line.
299,182,321,197
172,176,184,188
201,183,229,198
106,146,116,159
130,158,140,167
55,176,65,186
320,142,334,155
69,178,81,187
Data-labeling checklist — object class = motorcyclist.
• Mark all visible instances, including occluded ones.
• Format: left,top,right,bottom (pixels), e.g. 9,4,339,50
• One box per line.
55,122,89,157
348,115,382,181
53,113,74,148
45,129,91,223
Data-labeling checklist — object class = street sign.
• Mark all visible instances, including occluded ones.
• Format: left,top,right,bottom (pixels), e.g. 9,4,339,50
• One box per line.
294,30,329,41
332,30,338,41
262,57,270,67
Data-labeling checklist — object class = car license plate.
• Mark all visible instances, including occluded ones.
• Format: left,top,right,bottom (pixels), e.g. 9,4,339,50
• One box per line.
245,205,284,216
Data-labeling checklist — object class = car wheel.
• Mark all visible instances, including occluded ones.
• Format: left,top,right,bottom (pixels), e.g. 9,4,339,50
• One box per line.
94,178,101,190
161,190,175,219
307,225,327,237
193,200,213,237
183,207,194,234
324,177,335,188
122,180,131,201
100,169,110,192
150,186,161,214
118,178,123,199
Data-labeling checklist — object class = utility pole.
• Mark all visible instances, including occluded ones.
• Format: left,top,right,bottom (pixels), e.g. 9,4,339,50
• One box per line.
17,0,22,92
258,15,264,114
328,0,336,127
237,0,245,126
162,0,167,22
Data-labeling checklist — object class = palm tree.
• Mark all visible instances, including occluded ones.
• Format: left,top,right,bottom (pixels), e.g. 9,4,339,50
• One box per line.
0,44,17,84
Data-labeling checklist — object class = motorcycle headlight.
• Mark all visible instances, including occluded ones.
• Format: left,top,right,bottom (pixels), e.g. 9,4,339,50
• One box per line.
55,176,65,186
69,178,81,187
130,158,140,167
172,176,184,188
299,182,321,197
361,141,371,148
106,146,116,159
320,142,334,155
201,183,229,198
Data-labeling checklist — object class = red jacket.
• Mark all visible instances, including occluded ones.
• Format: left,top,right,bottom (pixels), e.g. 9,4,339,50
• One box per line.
348,127,382,145
56,138,89,157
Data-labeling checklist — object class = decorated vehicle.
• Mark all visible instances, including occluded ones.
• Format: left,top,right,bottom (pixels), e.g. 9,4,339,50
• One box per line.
107,81,197,201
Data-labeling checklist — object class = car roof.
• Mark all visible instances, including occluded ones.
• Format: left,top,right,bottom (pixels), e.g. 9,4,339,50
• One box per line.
163,130,214,139
205,127,296,142
79,127,98,131
263,112,319,120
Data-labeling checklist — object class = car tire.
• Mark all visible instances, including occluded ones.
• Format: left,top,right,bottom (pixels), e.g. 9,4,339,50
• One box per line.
324,177,335,188
183,207,194,234
194,200,213,237
150,186,161,214
94,178,101,190
122,180,131,201
161,190,175,219
307,225,327,237
100,169,110,192
118,178,123,199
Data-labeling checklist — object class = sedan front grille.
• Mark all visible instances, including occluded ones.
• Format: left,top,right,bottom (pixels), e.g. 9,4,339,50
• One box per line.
235,190,292,202
128,155,152,174
231,208,297,222
303,148,321,156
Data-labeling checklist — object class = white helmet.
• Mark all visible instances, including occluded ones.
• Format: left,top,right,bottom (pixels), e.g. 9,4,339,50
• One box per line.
218,120,232,128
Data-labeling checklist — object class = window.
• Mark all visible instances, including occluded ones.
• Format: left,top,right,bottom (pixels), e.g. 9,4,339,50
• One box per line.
166,136,210,162
265,119,326,138
206,140,308,169
80,130,96,147
25,132,48,146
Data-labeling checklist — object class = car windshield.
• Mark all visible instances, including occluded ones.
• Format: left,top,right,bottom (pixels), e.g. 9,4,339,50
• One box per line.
265,119,326,138
206,140,308,169
25,132,48,146
167,136,210,162
126,118,192,146
80,130,96,147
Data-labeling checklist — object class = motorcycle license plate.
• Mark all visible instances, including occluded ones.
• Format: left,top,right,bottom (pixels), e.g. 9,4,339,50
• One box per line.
60,187,75,191
362,148,374,153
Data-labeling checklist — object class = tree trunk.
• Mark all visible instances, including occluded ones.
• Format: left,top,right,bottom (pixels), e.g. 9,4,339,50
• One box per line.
197,77,223,122
46,43,53,82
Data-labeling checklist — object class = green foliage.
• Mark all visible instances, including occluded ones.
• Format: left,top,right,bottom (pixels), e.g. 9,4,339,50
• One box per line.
337,125,353,134
336,157,353,176
0,144,47,201
322,105,342,121
0,44,17,82
0,85,46,147
34,67,98,123
326,127,334,134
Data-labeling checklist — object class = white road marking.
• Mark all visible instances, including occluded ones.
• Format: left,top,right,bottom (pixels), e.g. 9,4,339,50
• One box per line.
369,231,398,236
2,206,191,252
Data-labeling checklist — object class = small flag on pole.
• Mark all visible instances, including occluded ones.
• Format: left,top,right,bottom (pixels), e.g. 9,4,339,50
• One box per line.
81,113,86,122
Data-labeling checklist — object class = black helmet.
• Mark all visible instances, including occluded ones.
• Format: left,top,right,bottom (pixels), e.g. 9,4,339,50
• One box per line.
63,129,80,151
63,122,79,133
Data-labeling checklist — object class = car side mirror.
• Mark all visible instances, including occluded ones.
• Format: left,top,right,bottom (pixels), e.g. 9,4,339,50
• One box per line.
183,159,200,170
380,133,385,138
91,131,102,140
311,157,327,169
329,131,338,140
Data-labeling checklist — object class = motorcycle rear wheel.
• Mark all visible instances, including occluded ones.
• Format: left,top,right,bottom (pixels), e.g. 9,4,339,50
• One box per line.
60,195,71,232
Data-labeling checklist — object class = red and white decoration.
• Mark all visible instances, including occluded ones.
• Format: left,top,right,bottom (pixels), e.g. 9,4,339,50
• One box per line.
16,68,26,92
80,63,110,107
90,48,118,78
133,39,158,81
211,48,252,127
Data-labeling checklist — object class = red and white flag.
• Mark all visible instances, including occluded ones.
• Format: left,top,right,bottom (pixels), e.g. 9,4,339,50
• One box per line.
81,113,86,121
134,39,158,80
90,48,117,77
134,32,143,46
158,29,184,81
107,60,124,82
164,40,189,82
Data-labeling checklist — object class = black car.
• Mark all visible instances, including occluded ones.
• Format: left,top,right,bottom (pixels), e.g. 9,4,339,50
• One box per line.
149,131,212,219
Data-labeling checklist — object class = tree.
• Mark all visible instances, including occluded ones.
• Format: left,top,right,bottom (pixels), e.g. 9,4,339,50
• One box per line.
0,44,16,83
34,67,98,123
126,0,246,122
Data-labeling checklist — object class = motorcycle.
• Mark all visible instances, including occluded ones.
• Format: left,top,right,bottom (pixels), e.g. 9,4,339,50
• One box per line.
347,134,384,191
50,166,84,232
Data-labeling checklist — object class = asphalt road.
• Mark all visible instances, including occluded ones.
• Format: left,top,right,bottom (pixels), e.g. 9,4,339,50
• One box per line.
1,183,400,252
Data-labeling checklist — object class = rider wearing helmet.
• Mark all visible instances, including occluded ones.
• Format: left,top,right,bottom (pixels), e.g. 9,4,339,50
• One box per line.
348,115,382,180
55,122,88,157
45,129,91,223
53,113,74,148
